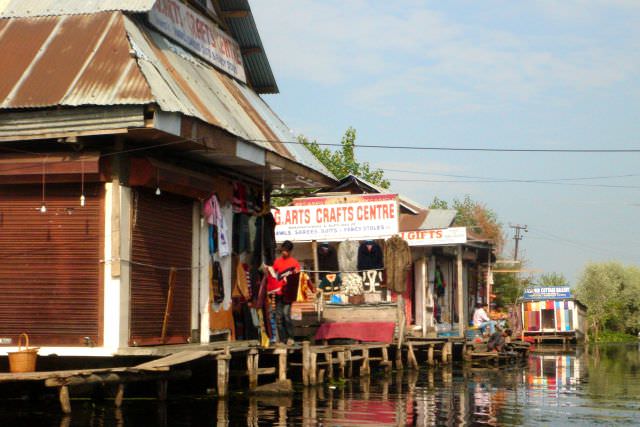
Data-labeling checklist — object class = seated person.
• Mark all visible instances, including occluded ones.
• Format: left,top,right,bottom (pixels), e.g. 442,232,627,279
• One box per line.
472,303,497,335
487,329,512,352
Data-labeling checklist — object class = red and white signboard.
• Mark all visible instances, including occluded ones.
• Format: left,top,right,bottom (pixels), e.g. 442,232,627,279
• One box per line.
400,227,467,246
274,195,399,242
149,0,246,83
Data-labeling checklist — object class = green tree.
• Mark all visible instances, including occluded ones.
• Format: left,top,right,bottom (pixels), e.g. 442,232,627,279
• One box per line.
428,195,504,250
538,272,568,287
302,127,390,189
492,271,532,307
573,261,640,341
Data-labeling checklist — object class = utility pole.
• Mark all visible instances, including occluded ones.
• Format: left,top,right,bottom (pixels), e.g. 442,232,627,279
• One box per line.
509,224,527,261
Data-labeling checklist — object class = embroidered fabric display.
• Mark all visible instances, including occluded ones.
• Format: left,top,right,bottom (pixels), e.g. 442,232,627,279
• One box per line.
319,273,342,292
362,269,383,293
342,272,364,296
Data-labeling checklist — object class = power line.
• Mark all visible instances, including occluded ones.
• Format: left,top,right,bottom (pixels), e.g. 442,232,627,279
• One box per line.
385,177,640,189
382,168,640,182
251,138,640,153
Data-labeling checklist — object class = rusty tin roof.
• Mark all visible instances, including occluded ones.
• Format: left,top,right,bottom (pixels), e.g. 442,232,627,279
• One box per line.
0,12,153,108
0,11,332,178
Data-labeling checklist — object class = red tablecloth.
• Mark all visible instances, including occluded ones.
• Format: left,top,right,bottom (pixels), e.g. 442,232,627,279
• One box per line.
314,321,395,343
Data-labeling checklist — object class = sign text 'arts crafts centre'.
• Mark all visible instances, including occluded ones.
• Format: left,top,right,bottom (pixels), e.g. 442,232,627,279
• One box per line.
274,195,399,242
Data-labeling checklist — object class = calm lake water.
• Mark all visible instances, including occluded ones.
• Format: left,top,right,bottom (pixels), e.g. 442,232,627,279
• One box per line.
2,343,640,426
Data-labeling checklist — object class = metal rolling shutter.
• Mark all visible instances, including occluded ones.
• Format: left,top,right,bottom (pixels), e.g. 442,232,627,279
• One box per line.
130,189,193,345
0,184,103,346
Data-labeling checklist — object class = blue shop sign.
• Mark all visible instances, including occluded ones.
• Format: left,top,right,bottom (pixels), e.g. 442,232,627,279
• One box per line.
523,286,572,300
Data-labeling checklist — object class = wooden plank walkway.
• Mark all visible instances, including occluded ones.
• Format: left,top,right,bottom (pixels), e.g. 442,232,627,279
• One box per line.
0,335,530,414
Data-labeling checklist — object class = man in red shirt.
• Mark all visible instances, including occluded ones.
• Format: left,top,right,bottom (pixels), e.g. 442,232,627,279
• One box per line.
272,240,300,344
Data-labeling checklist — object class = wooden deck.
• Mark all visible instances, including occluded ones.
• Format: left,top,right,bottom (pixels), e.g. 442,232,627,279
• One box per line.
0,333,531,414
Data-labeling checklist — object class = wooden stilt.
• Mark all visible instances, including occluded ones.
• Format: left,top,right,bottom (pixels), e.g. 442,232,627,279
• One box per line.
407,342,419,369
302,341,310,386
59,386,72,414
278,349,287,382
114,383,125,408
337,351,345,379
442,342,451,364
247,350,258,390
346,350,353,378
216,350,231,398
318,368,325,384
326,353,333,380
360,348,370,376
309,352,318,385
427,345,434,366
382,346,393,372
157,380,167,401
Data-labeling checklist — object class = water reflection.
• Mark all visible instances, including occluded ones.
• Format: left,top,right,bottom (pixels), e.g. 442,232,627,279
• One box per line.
3,345,640,426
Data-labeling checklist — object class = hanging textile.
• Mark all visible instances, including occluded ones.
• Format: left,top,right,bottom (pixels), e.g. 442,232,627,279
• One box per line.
435,266,446,297
383,235,412,293
296,272,314,302
232,260,250,300
204,194,230,257
283,272,301,304
210,260,224,305
232,213,251,254
338,240,359,272
357,240,384,271
362,270,383,293
317,243,339,279
252,212,276,268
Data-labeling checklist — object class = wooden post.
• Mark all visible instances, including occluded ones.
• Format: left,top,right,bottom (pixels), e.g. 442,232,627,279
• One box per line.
407,342,418,369
456,245,465,338
442,341,451,364
309,352,318,385
115,383,125,408
360,348,370,376
346,350,353,378
278,348,287,382
421,257,428,337
216,348,231,398
326,352,333,380
302,341,310,386
337,351,345,379
59,386,72,414
427,345,434,366
157,380,167,401
247,350,258,390
311,240,320,286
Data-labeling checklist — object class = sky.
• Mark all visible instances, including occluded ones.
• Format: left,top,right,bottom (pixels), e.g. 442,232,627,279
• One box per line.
250,0,640,285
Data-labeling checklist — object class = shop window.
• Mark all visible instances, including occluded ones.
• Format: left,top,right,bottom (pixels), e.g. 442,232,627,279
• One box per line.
541,309,555,330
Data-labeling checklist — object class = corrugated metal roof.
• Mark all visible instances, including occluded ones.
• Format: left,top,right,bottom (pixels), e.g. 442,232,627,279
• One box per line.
0,0,279,94
0,11,331,180
0,0,156,17
421,209,458,230
0,12,153,108
400,209,457,232
218,0,278,94
124,17,332,174
0,106,144,140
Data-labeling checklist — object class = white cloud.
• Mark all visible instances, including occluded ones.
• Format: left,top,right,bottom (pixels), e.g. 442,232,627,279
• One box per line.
252,0,640,116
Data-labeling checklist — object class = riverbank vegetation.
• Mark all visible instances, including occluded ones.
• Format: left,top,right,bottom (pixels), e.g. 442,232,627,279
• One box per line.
574,262,640,342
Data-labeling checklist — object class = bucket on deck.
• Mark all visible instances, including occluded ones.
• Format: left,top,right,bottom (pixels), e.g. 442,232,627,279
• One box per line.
8,333,39,373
